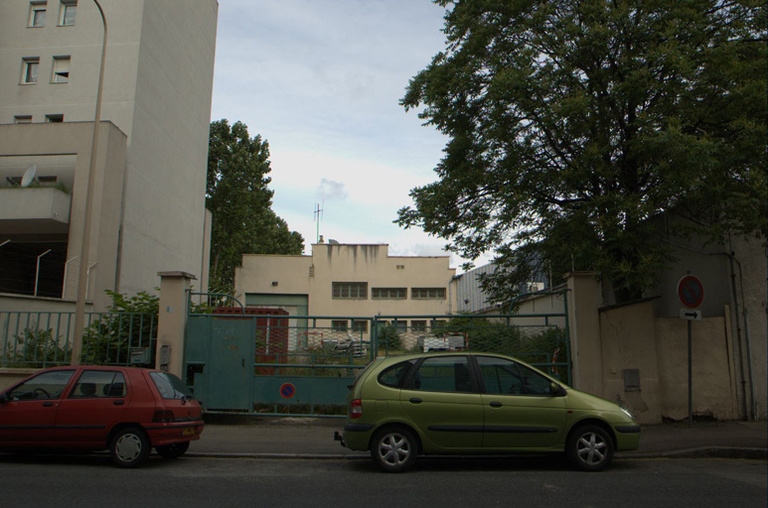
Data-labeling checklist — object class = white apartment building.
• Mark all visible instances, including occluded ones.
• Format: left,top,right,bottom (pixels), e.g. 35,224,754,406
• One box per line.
235,242,459,338
0,0,217,310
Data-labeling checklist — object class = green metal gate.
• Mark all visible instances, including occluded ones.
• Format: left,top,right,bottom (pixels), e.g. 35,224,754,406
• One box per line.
184,294,570,417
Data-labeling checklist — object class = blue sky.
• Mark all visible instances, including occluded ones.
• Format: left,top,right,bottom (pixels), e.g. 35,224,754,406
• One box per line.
210,0,493,270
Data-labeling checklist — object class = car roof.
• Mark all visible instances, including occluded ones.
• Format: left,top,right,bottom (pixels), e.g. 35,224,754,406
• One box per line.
378,351,517,364
33,365,160,373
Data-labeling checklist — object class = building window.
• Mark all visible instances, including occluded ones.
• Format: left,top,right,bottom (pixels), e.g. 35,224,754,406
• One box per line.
411,287,447,300
29,2,47,27
52,56,70,83
372,287,407,300
411,320,427,332
14,115,33,124
332,282,368,299
351,320,368,333
22,57,40,84
331,320,348,332
59,1,76,26
45,114,63,122
430,319,446,331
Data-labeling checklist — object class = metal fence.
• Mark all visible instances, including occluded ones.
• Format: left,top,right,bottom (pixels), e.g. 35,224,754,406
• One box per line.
0,310,156,368
185,310,570,417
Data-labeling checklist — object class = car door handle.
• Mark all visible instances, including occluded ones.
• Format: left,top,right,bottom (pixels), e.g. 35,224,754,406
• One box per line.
113,400,125,406
489,402,502,408
409,398,423,404
42,402,55,407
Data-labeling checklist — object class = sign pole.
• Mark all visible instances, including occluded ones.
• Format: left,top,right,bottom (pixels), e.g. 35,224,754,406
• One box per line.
688,320,693,427
677,274,704,429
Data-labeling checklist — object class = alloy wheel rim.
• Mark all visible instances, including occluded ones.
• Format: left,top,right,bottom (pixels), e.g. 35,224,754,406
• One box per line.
379,433,410,465
576,432,607,465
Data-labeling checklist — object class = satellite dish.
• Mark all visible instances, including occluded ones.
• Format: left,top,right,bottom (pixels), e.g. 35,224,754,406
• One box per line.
21,164,37,187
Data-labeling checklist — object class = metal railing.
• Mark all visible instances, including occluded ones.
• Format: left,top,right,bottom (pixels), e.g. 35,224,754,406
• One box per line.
0,310,156,368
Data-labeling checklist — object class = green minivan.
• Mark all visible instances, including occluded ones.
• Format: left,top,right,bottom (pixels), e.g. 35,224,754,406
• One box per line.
335,352,640,472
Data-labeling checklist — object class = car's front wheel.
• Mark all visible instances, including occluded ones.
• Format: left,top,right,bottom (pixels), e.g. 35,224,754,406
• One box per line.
566,424,614,471
110,427,150,468
156,441,190,459
370,426,418,473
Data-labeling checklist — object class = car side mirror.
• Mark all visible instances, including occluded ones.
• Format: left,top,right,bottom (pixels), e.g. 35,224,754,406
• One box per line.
0,392,9,403
550,382,565,397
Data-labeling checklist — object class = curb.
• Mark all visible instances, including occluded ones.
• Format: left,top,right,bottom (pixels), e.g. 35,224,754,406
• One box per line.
186,452,368,460
618,447,768,461
186,447,767,461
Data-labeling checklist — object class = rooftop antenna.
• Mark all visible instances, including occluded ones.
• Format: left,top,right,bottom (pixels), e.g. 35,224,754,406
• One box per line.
21,164,37,187
314,201,324,243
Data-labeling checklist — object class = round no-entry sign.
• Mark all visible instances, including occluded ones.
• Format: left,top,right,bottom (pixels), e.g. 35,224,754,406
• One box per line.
678,275,704,309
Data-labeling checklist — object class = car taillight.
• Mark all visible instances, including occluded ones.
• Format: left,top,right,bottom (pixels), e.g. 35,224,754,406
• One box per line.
152,410,175,423
350,399,362,419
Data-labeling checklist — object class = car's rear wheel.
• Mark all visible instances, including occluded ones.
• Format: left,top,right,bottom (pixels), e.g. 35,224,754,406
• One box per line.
110,427,150,468
156,441,190,459
566,424,614,471
371,426,418,473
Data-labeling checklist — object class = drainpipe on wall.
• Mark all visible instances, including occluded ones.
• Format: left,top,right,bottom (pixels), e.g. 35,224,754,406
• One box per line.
724,252,756,421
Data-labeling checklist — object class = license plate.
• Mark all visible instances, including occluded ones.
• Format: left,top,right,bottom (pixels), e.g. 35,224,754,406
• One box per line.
181,427,195,436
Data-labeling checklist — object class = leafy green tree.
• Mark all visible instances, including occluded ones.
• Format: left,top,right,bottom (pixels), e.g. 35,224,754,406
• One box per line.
399,0,767,303
207,120,304,294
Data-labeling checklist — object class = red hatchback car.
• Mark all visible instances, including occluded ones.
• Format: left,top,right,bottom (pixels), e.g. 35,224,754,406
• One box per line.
0,365,204,467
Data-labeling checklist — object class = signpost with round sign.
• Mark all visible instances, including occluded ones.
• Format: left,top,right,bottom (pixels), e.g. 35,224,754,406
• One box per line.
677,275,704,427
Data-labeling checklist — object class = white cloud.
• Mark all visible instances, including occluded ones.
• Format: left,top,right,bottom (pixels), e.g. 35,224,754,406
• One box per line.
317,178,347,201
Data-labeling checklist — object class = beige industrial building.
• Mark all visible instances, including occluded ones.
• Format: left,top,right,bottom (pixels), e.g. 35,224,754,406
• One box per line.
235,242,459,338
0,0,217,311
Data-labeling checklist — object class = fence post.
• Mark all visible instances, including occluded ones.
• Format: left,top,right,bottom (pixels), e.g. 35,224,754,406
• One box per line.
156,271,196,377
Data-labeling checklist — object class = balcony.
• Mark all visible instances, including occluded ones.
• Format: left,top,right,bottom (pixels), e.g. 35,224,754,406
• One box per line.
0,187,71,235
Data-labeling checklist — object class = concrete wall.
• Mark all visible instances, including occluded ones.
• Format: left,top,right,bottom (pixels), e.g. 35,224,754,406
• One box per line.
117,0,217,297
654,316,738,421
599,300,662,423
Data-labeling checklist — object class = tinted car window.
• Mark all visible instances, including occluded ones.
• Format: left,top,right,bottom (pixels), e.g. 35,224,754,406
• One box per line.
406,356,472,393
150,372,194,399
70,370,126,398
8,370,75,400
477,356,553,395
378,360,416,388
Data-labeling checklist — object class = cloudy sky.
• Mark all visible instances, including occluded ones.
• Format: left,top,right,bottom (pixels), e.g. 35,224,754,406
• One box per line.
210,0,491,270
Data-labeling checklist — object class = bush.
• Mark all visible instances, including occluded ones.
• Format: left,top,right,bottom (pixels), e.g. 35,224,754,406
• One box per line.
2,328,70,368
81,290,158,365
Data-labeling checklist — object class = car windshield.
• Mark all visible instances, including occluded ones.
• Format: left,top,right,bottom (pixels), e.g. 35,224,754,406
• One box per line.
149,372,194,400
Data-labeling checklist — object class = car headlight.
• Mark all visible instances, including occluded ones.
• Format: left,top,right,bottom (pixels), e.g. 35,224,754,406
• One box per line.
620,407,635,421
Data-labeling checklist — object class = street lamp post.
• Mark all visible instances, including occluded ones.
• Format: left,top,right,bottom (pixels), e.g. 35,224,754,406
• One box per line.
71,0,107,365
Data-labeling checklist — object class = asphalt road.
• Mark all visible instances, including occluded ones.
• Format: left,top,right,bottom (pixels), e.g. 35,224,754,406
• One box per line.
1,455,765,508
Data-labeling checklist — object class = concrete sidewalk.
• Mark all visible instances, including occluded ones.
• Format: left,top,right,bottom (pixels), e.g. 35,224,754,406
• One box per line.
187,417,767,460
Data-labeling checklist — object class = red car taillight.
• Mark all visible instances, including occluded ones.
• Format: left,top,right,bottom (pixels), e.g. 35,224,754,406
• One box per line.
152,410,175,423
349,399,363,419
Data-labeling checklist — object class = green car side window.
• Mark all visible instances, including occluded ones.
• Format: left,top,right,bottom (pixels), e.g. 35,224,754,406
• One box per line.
378,360,416,388
478,356,553,396
405,356,472,393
